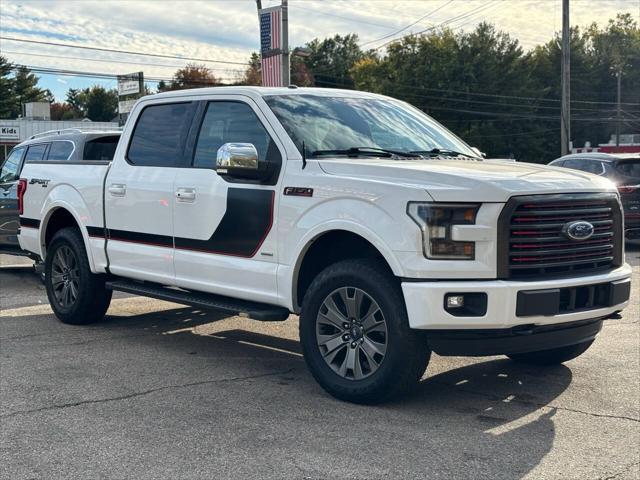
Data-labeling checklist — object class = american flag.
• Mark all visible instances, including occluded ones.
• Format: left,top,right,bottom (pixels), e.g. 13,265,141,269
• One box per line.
259,6,282,87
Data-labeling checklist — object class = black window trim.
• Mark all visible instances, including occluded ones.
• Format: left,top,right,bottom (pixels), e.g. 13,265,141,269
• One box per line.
125,100,196,168
46,140,76,162
187,99,283,185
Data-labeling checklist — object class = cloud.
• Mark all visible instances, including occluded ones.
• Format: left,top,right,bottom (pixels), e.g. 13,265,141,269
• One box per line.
0,0,635,84
56,77,67,84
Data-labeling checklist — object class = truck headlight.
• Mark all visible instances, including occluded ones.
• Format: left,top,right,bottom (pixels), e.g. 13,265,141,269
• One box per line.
407,203,480,260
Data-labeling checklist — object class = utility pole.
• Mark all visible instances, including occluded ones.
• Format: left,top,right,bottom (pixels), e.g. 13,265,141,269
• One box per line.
560,0,570,156
616,69,621,147
282,0,290,87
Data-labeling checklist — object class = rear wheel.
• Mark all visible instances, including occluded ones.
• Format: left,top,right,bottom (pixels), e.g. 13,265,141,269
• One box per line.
299,259,430,404
507,340,594,365
45,227,112,325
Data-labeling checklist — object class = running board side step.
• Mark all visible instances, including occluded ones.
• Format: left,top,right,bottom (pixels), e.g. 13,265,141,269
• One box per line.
106,280,290,321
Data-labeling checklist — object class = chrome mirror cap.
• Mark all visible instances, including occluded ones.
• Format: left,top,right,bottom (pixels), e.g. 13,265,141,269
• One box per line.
216,143,259,170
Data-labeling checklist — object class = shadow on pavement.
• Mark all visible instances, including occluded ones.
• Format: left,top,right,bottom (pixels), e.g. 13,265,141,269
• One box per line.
74,306,569,478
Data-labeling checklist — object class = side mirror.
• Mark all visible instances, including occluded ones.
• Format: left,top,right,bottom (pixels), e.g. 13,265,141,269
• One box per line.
216,143,259,172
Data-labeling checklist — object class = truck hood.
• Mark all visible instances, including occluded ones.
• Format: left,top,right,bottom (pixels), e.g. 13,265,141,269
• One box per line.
318,157,616,202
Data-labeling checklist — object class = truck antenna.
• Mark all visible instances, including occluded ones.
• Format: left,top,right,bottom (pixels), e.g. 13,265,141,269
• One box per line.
302,141,307,170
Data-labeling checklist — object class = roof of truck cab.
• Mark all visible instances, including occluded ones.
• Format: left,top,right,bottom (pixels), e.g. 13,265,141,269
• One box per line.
147,86,385,101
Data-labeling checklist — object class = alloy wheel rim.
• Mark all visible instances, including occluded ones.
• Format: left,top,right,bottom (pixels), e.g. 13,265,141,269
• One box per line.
51,245,80,308
316,287,388,381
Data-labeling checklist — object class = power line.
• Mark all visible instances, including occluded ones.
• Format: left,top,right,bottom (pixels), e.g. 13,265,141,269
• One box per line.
0,36,249,66
373,1,497,51
360,0,454,47
2,50,246,74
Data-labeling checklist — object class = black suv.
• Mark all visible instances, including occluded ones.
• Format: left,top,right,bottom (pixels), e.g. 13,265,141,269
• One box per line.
549,153,640,239
0,129,121,257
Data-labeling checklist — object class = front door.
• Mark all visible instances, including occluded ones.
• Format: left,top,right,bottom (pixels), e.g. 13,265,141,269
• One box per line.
172,98,283,304
105,101,196,283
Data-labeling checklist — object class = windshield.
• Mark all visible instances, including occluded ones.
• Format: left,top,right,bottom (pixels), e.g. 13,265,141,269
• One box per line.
264,94,477,158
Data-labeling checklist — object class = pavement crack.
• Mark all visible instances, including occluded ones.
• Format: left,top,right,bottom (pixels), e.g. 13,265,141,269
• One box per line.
432,380,640,423
0,368,295,419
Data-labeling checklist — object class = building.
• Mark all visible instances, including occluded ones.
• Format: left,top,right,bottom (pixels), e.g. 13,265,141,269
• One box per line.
0,103,118,161
571,134,640,155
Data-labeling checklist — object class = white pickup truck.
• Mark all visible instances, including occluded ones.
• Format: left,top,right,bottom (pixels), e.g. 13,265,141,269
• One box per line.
18,87,632,403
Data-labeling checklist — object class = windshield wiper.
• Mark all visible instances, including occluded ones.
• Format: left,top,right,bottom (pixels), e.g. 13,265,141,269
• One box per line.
311,147,422,159
410,148,480,159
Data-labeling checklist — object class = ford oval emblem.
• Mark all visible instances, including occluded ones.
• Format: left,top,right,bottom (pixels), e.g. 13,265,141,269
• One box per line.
562,220,595,241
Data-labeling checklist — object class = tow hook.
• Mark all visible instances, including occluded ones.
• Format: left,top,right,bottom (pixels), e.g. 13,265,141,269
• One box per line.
605,311,623,320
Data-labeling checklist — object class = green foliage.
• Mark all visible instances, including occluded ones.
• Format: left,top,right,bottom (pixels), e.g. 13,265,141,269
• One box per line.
65,86,118,121
0,56,14,119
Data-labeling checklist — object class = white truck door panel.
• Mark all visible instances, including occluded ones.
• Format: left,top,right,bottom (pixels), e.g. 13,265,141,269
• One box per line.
105,101,195,283
105,164,176,282
172,98,281,304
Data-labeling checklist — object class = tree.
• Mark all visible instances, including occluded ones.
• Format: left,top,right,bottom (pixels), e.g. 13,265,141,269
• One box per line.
168,63,218,90
240,53,261,86
304,34,369,88
50,102,79,121
0,56,14,119
65,86,118,121
84,86,118,121
12,66,48,117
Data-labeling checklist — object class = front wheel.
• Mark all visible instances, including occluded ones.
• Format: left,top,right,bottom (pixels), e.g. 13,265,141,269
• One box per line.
299,259,430,404
45,227,112,325
507,340,594,365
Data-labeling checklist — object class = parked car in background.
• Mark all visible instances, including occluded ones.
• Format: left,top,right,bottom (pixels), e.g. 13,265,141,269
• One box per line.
549,153,640,239
0,129,121,258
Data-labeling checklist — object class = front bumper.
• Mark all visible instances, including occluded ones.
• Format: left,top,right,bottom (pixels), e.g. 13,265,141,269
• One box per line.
402,263,632,330
425,318,604,356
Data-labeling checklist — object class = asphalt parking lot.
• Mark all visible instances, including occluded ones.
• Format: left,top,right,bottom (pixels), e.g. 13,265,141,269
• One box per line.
1,247,638,480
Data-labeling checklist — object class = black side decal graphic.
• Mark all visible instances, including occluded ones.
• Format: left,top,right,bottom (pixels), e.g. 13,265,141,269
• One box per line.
175,188,274,257
107,229,174,248
19,217,40,228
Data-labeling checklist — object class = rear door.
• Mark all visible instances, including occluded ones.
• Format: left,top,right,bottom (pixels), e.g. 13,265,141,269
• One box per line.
104,101,196,283
171,97,283,304
0,146,26,250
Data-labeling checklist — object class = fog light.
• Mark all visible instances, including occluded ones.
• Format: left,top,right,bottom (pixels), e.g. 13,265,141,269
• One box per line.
446,295,465,308
444,292,488,317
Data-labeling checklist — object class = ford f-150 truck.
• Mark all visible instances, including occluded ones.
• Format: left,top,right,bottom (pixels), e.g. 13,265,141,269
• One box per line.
17,87,632,404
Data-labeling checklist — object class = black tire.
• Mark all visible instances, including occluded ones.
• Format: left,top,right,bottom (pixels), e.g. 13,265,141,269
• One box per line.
507,340,594,365
45,227,112,325
299,259,430,404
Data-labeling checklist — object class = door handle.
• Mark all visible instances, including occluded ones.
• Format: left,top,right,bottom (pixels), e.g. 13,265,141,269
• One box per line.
108,184,126,197
175,188,196,202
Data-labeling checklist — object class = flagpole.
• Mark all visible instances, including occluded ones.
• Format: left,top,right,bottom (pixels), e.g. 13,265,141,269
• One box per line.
281,0,289,87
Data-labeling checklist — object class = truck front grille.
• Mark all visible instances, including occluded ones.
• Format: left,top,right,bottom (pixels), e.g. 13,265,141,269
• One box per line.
497,193,624,279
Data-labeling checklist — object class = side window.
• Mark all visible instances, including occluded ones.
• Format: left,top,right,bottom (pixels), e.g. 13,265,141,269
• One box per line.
193,101,277,168
47,141,75,161
25,144,49,161
0,147,25,183
83,135,120,160
563,159,586,171
127,102,193,167
582,160,605,175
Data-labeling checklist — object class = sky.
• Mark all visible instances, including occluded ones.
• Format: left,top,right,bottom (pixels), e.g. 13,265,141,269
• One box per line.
0,0,638,101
